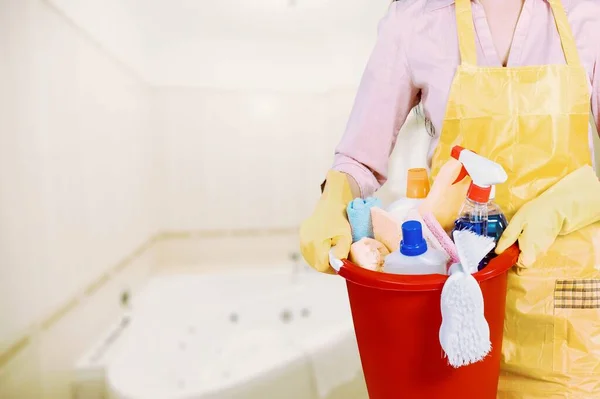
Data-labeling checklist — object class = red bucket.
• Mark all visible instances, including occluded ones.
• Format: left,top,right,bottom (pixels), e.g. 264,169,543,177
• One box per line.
337,245,519,399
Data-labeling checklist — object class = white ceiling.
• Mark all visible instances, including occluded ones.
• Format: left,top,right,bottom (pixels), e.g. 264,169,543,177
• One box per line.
48,0,390,90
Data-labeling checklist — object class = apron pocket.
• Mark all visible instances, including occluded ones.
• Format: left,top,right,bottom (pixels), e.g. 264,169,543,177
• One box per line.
553,279,600,374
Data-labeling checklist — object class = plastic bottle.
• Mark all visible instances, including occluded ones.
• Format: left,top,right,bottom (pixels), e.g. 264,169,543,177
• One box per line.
450,147,508,270
451,146,507,236
387,168,430,223
453,192,490,236
383,220,447,275
479,186,508,269
486,186,508,243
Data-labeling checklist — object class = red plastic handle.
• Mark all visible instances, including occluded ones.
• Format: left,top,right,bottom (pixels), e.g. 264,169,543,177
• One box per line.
450,145,473,185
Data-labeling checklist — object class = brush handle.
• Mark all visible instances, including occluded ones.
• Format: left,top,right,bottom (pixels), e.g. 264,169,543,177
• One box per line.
422,212,460,265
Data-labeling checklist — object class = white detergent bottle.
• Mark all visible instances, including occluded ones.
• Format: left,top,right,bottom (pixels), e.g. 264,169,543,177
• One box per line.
388,168,430,223
383,220,447,275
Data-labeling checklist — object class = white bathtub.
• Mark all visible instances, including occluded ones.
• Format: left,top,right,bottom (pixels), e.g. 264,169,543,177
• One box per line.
105,266,368,399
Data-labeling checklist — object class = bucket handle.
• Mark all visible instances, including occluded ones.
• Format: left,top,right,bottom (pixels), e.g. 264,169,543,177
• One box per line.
329,247,344,272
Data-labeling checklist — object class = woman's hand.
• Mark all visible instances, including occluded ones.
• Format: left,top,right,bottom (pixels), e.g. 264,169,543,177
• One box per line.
496,165,600,266
299,170,354,273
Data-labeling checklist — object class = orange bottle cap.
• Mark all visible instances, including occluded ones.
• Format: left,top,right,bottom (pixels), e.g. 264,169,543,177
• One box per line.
406,168,430,199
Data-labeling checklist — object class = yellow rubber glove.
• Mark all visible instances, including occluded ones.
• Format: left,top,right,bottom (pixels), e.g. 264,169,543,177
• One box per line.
496,165,600,266
300,170,354,273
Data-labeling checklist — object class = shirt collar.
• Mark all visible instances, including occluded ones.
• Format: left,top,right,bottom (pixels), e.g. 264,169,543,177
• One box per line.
425,0,571,12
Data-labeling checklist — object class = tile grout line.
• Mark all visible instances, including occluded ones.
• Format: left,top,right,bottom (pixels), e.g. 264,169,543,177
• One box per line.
0,337,31,372
39,0,149,86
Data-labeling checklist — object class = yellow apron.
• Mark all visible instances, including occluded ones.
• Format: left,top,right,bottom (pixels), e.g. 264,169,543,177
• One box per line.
430,0,600,397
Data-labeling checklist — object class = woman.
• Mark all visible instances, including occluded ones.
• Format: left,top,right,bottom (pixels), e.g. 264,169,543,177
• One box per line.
300,0,600,397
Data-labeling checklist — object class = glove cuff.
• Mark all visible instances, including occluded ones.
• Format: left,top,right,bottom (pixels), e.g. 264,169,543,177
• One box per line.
322,170,355,206
559,165,600,234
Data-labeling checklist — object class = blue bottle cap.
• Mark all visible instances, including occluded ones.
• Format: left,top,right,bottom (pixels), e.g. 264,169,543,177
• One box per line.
400,220,428,256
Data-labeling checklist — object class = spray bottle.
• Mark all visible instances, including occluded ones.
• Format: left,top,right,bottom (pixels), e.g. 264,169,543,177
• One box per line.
486,186,508,242
480,185,509,268
450,146,508,250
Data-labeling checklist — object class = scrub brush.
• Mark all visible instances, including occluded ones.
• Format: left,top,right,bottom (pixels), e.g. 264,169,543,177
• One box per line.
439,230,495,368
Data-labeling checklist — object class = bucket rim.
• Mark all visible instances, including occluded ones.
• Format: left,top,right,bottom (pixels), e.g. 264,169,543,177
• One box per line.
338,244,519,291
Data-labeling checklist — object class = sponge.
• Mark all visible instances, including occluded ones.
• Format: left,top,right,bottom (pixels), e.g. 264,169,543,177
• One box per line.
371,207,402,252
349,237,390,272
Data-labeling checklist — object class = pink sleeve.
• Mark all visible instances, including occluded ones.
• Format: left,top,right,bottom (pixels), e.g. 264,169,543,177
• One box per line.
332,2,420,198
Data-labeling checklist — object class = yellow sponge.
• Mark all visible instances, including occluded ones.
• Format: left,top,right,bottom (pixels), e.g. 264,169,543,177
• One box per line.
349,237,390,272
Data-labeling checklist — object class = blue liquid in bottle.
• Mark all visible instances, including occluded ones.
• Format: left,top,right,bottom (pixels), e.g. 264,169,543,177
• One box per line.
487,212,508,243
452,203,488,271
480,212,508,269
452,206,508,270
453,218,487,236
452,195,489,237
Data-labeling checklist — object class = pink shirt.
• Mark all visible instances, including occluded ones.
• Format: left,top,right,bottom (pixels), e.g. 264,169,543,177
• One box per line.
333,0,600,197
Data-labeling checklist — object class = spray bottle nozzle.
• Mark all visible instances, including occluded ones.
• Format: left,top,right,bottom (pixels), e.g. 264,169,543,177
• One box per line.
451,146,470,184
467,184,492,203
451,146,465,160
450,146,507,203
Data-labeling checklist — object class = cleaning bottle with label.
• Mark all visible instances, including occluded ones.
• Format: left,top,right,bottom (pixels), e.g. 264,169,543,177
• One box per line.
450,146,508,245
383,220,447,275
387,168,430,223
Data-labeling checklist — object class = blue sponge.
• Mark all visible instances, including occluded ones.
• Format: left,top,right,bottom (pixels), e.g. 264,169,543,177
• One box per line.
347,197,382,243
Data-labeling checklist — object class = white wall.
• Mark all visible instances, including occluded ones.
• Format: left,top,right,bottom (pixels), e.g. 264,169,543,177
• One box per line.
38,0,392,234
157,87,356,231
43,0,149,81
0,1,160,394
43,0,389,91
144,37,379,92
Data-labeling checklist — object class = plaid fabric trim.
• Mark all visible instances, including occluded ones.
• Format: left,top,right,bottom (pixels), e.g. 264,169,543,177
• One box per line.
555,280,600,309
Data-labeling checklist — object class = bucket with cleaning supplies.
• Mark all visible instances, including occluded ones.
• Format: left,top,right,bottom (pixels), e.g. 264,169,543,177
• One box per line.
335,243,518,399
330,146,519,398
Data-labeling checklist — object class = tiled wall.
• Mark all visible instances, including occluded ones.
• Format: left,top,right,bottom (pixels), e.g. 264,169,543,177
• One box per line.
0,0,161,397
156,87,355,231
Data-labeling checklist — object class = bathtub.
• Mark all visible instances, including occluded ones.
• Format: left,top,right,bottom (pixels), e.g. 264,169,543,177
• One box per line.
105,266,368,399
